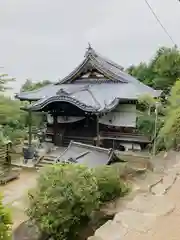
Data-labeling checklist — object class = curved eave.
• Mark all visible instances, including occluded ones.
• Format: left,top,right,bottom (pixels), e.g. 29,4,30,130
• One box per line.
25,95,121,114
27,95,99,112
15,93,41,102
100,98,120,113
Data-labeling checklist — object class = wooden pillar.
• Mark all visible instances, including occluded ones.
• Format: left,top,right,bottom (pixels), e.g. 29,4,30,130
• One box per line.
53,115,58,145
96,114,100,146
28,110,32,147
5,142,11,165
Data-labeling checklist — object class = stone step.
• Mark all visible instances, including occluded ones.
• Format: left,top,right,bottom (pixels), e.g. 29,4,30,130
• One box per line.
150,172,178,195
41,160,55,164
126,194,175,216
114,209,156,233
43,157,57,162
95,220,127,240
36,164,44,168
88,237,103,240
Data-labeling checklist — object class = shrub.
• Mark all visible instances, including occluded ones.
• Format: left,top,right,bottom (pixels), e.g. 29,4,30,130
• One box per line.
27,164,100,240
0,193,12,240
94,165,129,202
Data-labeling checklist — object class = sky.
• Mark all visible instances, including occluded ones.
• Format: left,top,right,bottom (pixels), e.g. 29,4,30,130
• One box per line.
0,0,180,94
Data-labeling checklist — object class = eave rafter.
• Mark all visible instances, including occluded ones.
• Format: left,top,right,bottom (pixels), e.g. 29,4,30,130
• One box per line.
24,93,120,114
27,95,99,112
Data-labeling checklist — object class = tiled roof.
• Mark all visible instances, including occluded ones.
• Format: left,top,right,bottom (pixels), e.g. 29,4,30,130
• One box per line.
56,141,114,168
58,47,129,84
22,82,160,112
16,46,161,112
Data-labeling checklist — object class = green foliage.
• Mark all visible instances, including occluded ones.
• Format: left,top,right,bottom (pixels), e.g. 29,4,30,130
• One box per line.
0,95,27,144
137,94,163,140
0,95,25,125
152,47,180,90
127,46,180,93
94,165,129,202
27,163,129,239
21,79,52,92
0,193,12,240
126,62,154,86
138,94,157,114
137,112,164,139
27,164,100,240
157,80,180,150
137,113,156,137
2,126,27,144
0,73,15,92
0,94,44,144
127,47,180,151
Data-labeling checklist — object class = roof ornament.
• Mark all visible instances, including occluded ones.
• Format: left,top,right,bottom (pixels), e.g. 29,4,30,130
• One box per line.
85,42,94,57
104,100,108,109
88,42,92,50
82,84,90,91
56,88,69,96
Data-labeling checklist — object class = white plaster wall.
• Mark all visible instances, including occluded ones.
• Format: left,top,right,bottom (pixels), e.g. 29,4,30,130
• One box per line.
47,114,85,124
99,104,136,127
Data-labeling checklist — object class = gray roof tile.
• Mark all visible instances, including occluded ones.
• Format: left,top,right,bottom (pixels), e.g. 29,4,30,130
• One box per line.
56,141,113,168
16,46,161,112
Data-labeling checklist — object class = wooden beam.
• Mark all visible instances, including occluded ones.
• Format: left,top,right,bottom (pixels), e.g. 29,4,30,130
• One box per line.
96,114,100,146
28,110,32,147
53,115,58,145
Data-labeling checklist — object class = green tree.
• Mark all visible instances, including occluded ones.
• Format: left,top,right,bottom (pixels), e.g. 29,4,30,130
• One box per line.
137,94,164,141
126,46,180,93
157,80,180,150
0,73,15,92
138,94,157,115
152,47,180,91
21,79,52,92
0,193,12,240
0,95,25,125
126,62,154,87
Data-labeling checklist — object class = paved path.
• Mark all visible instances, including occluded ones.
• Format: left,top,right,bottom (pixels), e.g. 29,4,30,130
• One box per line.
90,151,180,240
0,168,37,230
124,176,180,240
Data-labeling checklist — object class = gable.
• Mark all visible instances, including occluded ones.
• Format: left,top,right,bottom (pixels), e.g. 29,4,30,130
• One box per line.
58,46,158,87
78,69,108,80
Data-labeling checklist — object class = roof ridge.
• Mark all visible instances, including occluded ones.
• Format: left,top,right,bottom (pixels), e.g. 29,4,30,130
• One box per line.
56,55,91,84
68,84,101,110
89,54,127,83
91,49,124,71
86,87,101,109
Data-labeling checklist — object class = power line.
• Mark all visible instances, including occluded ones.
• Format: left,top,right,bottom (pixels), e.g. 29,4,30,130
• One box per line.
144,0,177,47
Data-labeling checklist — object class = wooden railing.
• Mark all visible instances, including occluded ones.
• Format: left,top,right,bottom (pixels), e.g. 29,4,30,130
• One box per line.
100,131,150,141
63,135,94,146
0,146,6,160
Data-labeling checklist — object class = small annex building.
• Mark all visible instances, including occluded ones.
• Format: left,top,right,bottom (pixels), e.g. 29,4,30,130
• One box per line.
55,141,120,168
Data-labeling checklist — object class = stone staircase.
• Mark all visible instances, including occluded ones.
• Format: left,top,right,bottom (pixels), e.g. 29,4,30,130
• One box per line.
35,155,57,168
35,146,66,168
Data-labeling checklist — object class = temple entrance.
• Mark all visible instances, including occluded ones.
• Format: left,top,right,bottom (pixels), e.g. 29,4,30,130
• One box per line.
52,116,97,147
45,102,98,146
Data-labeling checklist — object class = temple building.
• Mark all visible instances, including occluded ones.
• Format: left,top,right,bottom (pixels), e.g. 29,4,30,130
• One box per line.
16,46,160,151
